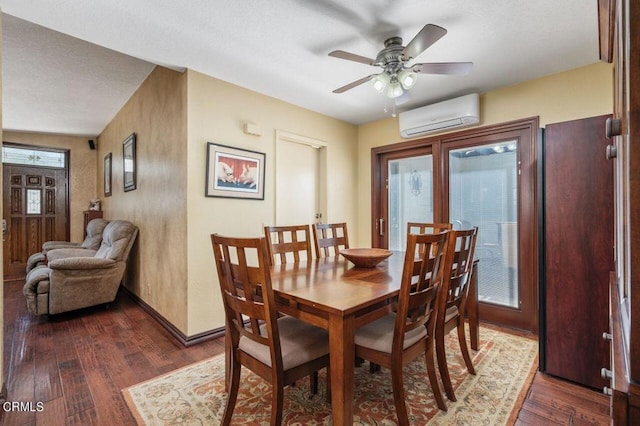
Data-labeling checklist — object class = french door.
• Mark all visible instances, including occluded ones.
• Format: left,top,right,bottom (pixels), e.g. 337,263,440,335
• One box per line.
372,119,538,332
376,146,441,250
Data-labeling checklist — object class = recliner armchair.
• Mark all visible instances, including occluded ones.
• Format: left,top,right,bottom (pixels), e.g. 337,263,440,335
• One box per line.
23,220,138,315
25,218,109,273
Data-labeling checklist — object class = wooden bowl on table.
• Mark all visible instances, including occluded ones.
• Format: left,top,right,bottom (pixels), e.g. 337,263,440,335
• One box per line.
340,248,393,268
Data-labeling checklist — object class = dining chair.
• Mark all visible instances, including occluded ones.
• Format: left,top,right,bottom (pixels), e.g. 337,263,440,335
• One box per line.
312,222,349,258
406,222,453,264
434,227,478,402
264,224,313,264
406,222,453,235
353,232,449,421
211,234,330,425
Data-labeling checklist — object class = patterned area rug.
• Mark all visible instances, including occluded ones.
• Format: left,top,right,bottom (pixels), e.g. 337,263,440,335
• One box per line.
123,326,537,425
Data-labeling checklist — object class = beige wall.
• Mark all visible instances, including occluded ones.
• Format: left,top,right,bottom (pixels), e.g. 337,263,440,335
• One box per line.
2,131,98,242
355,62,614,247
97,66,189,332
185,70,358,335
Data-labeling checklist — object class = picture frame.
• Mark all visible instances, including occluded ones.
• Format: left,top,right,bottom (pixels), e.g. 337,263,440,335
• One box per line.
205,142,265,200
123,133,137,192
104,152,112,197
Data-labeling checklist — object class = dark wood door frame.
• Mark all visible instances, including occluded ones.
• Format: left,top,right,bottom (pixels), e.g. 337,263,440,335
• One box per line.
371,117,540,333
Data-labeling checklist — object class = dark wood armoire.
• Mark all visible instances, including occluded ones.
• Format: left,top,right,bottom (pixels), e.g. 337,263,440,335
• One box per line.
598,0,640,423
541,115,614,390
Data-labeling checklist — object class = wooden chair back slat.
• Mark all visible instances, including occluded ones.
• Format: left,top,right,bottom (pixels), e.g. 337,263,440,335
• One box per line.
264,224,313,264
312,222,350,258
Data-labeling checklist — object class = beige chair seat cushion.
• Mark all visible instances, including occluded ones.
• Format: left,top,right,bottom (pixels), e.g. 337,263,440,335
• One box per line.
239,316,329,370
355,313,427,354
445,305,459,323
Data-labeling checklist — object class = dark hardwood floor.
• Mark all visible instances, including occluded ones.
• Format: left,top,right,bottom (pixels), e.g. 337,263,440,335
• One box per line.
1,279,609,425
1,279,224,425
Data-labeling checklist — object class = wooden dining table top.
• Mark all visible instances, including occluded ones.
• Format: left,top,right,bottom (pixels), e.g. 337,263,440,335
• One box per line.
269,251,405,316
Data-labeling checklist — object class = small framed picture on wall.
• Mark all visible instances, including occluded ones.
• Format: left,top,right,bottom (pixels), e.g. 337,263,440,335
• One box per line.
123,133,137,192
104,152,112,197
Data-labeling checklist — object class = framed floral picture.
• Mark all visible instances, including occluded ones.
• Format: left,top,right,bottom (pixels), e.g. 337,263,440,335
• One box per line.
205,142,265,200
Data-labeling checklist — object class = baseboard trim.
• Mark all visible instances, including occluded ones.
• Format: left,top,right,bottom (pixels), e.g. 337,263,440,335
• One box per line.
120,287,225,347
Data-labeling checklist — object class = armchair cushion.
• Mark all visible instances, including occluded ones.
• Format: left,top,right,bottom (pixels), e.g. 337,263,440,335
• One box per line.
95,220,138,261
46,248,98,263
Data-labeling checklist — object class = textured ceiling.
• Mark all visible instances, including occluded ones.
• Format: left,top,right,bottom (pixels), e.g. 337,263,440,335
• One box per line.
1,0,601,136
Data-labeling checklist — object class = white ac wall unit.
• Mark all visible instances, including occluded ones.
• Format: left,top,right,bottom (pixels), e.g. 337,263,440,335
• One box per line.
398,93,480,138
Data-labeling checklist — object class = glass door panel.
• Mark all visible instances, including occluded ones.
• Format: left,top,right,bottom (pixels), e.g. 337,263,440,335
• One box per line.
388,154,433,250
449,140,519,308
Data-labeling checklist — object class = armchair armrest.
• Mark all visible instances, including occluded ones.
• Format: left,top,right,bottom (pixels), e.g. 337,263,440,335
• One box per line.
48,257,116,270
42,241,81,251
46,248,97,262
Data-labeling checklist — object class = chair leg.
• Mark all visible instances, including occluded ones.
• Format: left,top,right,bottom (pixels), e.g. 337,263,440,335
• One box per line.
435,330,456,401
390,365,410,426
425,344,447,411
310,371,318,395
271,383,284,426
325,366,331,403
457,321,476,375
222,358,241,425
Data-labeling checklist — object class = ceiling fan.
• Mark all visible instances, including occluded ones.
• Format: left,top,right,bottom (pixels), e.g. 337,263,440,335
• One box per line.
329,24,473,99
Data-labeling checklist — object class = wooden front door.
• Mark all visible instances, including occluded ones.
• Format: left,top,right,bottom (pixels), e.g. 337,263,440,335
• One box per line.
542,114,614,389
3,164,69,279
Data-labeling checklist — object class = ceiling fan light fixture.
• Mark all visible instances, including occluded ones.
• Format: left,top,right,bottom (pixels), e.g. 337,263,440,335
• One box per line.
398,69,417,89
386,78,403,99
371,72,390,93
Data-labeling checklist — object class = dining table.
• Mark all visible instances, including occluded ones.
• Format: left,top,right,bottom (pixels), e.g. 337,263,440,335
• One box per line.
266,251,479,425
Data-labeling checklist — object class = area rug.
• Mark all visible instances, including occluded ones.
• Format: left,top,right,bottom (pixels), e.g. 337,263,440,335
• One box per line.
123,326,537,425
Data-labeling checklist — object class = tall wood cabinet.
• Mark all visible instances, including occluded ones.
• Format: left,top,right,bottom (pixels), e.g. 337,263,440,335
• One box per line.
542,116,613,390
598,0,640,423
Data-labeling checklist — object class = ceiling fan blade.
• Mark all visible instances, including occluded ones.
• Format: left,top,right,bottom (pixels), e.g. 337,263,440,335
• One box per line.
412,62,473,75
402,24,447,61
329,50,377,66
333,74,377,93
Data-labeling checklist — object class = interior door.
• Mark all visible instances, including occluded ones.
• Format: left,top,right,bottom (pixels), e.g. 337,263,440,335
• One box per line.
275,134,324,225
542,115,613,389
3,164,69,279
